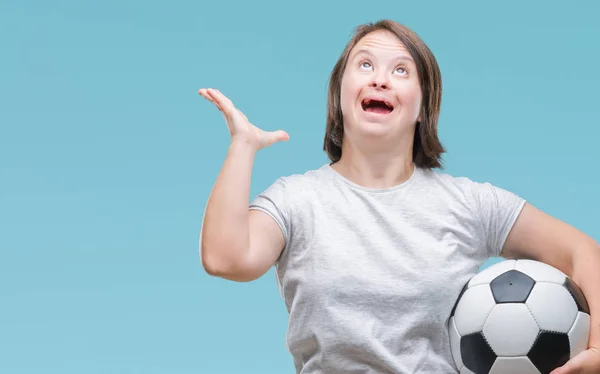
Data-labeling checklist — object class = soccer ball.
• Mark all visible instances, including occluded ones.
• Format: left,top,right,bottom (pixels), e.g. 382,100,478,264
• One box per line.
449,259,590,374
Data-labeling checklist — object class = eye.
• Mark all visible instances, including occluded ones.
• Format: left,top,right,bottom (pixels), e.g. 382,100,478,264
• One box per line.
395,66,408,76
359,60,372,70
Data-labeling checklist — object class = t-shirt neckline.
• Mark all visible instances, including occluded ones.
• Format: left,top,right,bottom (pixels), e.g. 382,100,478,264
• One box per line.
322,163,421,193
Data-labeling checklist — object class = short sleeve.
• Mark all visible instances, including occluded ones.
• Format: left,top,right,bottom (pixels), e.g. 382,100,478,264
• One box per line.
472,181,527,258
249,177,291,247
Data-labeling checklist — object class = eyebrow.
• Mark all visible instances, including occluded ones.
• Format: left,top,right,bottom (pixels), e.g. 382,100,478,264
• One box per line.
351,48,415,63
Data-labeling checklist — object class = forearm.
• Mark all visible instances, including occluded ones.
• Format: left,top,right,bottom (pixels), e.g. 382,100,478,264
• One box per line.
201,139,257,273
570,239,600,349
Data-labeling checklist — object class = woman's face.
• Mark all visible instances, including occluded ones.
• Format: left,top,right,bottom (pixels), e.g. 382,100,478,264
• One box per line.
340,30,423,145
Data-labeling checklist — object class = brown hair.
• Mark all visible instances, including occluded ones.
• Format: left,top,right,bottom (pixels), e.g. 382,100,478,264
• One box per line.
323,19,445,169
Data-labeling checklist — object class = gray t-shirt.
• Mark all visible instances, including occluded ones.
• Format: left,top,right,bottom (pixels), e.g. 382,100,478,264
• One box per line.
249,163,526,373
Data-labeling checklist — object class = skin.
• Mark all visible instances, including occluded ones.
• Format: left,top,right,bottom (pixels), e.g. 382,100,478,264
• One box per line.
197,88,287,282
333,30,422,189
198,29,600,373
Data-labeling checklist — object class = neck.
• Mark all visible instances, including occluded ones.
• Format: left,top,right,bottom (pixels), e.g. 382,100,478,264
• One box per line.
331,136,415,189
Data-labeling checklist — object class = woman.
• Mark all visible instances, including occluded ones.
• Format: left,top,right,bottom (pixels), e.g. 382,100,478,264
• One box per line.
199,20,600,374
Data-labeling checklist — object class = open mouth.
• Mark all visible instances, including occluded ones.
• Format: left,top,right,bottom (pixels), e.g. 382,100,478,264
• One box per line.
361,98,394,114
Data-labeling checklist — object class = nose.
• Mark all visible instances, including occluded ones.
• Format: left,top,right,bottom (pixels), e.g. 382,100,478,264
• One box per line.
369,75,390,90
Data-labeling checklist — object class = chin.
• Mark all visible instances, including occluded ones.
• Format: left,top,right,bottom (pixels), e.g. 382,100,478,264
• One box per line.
360,111,396,130
351,120,395,141
352,118,415,144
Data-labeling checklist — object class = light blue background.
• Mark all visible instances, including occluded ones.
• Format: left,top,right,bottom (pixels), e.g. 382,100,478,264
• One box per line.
2,0,599,372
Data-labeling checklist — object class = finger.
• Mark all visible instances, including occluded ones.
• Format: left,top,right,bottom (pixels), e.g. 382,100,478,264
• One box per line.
207,89,236,116
550,357,583,374
207,90,238,126
207,89,233,117
212,89,234,106
204,89,239,131
198,88,213,101
198,88,223,111
198,88,220,108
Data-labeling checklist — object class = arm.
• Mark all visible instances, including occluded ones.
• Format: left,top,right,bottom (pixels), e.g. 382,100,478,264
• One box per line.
502,203,600,356
200,139,285,282
198,88,289,282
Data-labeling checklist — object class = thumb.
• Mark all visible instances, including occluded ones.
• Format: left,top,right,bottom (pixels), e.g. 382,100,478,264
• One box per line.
263,130,290,147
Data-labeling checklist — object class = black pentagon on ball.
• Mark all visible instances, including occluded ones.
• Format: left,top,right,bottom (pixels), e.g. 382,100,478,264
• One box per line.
490,270,535,303
528,331,570,374
563,277,590,314
461,332,497,374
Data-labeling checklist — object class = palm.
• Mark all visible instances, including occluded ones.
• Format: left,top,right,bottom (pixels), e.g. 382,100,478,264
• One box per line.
198,88,289,150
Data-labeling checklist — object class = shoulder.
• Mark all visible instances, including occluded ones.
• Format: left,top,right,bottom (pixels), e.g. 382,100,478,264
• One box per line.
423,167,526,222
266,163,335,193
417,168,483,200
251,163,334,207
417,168,524,212
420,167,516,194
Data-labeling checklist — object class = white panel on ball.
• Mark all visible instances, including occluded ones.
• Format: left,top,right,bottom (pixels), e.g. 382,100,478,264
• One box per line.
468,260,516,287
448,317,464,371
483,304,540,356
489,356,541,374
514,259,567,284
526,283,578,333
568,312,591,358
454,284,497,336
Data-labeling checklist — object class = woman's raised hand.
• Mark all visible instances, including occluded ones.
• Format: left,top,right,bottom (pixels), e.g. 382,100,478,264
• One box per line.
198,88,289,151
